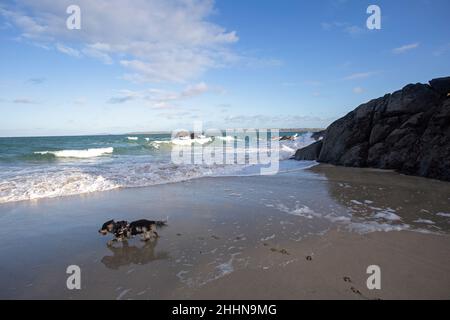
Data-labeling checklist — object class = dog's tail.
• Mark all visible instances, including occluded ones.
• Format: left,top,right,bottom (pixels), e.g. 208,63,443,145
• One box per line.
155,217,168,228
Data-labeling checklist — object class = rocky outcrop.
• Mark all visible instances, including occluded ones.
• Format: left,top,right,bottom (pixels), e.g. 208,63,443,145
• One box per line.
293,140,323,160
311,130,326,141
294,76,450,181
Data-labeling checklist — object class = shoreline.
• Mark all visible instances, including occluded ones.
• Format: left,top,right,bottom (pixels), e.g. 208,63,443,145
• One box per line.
0,165,449,299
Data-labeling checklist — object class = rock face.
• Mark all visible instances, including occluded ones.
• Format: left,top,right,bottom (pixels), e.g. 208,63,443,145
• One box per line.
311,130,326,141
295,76,450,181
293,140,323,160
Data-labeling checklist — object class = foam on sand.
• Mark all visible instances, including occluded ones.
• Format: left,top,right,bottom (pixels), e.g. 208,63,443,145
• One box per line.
414,219,435,224
373,210,402,221
436,212,450,218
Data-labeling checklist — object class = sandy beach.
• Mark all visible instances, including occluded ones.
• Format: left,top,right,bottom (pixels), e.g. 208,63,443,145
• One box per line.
0,164,449,299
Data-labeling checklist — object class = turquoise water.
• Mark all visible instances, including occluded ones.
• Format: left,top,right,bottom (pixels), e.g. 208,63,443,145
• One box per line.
0,134,170,163
0,133,316,204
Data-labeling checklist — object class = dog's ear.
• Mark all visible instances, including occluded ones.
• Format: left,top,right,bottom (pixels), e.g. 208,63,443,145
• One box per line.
107,220,115,231
101,220,115,231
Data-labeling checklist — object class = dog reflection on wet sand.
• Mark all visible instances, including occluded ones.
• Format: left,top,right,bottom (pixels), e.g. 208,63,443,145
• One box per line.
101,239,169,270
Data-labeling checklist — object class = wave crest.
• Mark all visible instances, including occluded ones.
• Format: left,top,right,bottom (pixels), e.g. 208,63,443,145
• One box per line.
34,147,114,159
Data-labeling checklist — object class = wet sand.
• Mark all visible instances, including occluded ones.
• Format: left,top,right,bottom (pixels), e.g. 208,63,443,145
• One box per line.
0,164,449,299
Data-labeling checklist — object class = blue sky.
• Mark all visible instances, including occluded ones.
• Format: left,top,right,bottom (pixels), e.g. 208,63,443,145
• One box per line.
0,0,449,137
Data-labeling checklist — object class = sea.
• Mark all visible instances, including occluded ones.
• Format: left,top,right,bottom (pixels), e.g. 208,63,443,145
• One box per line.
0,132,317,204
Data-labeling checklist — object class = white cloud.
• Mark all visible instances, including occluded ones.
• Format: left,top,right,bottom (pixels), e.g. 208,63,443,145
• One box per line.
344,25,365,36
321,21,365,36
82,44,113,64
392,43,419,54
13,97,38,104
352,87,364,94
1,0,239,83
343,71,378,80
56,43,81,58
108,82,211,108
27,77,46,85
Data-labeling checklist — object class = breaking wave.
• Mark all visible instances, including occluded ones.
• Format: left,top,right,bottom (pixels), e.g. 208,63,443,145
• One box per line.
34,147,114,159
0,132,318,204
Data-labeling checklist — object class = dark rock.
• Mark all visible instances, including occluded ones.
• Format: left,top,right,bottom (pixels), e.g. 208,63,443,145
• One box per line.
369,123,391,145
340,142,369,167
311,130,326,141
280,135,296,141
293,140,323,160
293,77,450,181
384,84,439,116
318,97,382,164
429,76,450,96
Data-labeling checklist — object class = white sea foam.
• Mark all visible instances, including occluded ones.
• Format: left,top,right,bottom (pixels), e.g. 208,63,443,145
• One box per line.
216,136,240,142
272,200,433,235
149,133,315,160
275,203,319,219
346,221,411,234
0,159,316,204
0,169,119,203
127,137,138,141
414,219,435,224
172,137,212,145
34,147,114,158
373,210,401,221
436,212,450,218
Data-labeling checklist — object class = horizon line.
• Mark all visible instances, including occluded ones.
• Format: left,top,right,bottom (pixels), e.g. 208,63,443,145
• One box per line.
0,127,326,139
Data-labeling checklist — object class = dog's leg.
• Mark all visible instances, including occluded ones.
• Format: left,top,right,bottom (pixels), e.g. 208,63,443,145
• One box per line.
144,231,152,241
140,228,150,241
107,238,118,246
150,224,159,239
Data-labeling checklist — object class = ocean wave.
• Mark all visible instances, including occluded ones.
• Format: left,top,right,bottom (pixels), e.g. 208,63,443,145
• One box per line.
34,147,114,159
0,133,318,204
148,134,314,159
0,168,119,204
0,159,317,204
151,137,212,146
